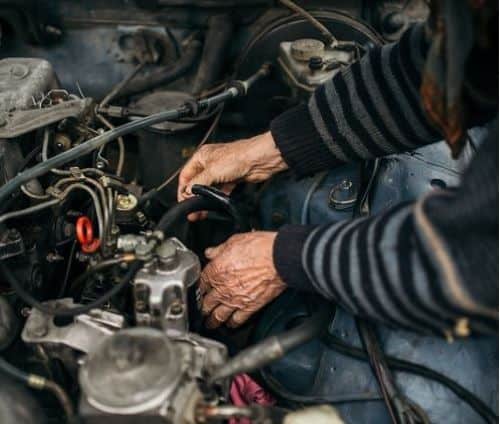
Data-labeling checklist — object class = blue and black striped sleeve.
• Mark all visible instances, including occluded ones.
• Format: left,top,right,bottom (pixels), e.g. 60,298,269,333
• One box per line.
269,23,498,337
272,117,499,336
270,24,441,178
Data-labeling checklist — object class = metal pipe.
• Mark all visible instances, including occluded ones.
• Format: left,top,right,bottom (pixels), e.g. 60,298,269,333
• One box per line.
0,65,271,206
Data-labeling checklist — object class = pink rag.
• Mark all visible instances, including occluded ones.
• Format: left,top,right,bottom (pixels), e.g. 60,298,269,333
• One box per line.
229,373,276,424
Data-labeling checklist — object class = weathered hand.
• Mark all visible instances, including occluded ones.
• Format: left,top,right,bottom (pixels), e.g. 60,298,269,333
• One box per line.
199,231,286,328
177,131,287,220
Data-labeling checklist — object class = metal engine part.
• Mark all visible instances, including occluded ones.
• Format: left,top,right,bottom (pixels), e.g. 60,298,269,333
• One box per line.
278,38,356,96
78,327,227,424
21,299,125,353
133,238,200,334
0,58,57,113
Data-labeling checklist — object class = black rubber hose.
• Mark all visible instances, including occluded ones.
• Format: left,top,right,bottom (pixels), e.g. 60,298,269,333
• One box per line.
191,14,234,95
0,260,142,317
155,196,219,233
321,333,498,424
210,305,333,382
117,39,202,99
191,184,249,231
155,186,248,234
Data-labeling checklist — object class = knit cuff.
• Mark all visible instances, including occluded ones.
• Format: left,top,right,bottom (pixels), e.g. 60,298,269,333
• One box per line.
270,102,341,178
273,224,317,292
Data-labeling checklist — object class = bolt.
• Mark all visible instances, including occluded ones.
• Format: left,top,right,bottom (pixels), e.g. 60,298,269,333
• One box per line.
135,300,146,312
136,211,147,225
116,194,137,211
170,302,183,316
63,223,74,238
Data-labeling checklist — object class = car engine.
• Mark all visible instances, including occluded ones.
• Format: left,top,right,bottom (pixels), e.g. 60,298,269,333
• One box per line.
0,1,496,424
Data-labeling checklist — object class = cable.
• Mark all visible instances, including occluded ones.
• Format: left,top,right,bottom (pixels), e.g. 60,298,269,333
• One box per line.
0,259,142,318
0,357,75,423
58,240,77,298
69,254,136,297
0,66,271,206
260,369,383,405
139,105,224,204
0,198,60,225
18,145,42,172
278,0,337,46
320,333,498,424
99,62,146,109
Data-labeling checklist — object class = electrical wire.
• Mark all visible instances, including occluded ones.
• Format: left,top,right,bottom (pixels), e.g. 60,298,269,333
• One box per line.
260,369,383,404
99,62,146,109
69,254,136,297
320,333,498,424
58,240,77,298
138,104,224,204
0,183,105,248
0,198,60,225
0,259,142,317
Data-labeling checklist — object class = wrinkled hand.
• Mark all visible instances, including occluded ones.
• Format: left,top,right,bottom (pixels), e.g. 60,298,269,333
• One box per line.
177,131,287,220
200,231,286,328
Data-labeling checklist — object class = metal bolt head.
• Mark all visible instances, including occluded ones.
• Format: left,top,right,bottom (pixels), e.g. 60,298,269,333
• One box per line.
156,240,178,267
169,302,183,316
116,194,138,211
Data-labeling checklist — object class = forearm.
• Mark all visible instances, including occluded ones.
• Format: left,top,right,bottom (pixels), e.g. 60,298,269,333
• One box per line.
271,24,442,178
273,197,498,337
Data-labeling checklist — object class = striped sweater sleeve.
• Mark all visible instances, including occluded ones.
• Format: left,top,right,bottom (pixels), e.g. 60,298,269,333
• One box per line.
273,129,499,337
270,23,441,177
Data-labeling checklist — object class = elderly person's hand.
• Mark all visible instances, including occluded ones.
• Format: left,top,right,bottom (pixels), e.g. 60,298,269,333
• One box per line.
200,231,286,328
177,131,287,221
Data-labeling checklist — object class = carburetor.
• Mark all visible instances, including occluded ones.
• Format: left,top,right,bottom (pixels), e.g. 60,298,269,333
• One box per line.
77,237,227,423
79,327,226,424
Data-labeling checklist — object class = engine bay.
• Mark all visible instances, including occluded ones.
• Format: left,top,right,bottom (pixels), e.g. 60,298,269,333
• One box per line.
0,1,496,423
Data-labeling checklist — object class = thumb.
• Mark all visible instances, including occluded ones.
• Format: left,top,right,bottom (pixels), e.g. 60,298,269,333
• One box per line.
186,169,216,195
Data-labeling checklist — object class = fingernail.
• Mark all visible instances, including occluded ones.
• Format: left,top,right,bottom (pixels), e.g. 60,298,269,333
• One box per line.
205,248,214,257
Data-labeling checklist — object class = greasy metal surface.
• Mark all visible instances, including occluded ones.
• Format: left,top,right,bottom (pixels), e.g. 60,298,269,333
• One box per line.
134,238,200,334
0,98,92,139
0,58,57,112
22,299,125,353
79,328,182,414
